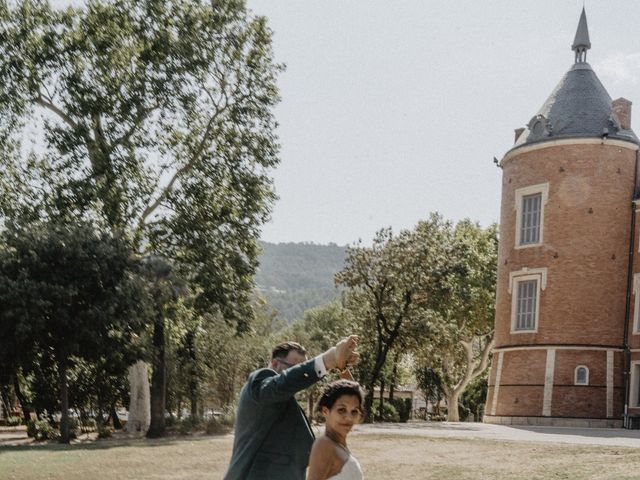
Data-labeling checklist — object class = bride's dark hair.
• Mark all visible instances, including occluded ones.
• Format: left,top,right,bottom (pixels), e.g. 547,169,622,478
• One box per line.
316,380,364,413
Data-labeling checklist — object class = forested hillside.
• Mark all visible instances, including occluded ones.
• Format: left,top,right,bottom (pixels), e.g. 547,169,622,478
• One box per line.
255,241,347,323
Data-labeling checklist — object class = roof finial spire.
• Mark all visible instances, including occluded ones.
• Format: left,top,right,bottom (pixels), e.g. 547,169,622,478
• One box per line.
572,7,591,63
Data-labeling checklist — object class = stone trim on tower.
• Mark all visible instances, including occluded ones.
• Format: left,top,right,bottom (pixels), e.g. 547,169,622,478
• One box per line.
490,351,504,416
542,349,556,416
607,351,614,417
508,268,548,334
514,183,549,248
629,361,640,408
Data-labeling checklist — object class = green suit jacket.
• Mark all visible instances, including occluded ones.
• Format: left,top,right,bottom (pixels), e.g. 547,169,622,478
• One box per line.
223,358,321,480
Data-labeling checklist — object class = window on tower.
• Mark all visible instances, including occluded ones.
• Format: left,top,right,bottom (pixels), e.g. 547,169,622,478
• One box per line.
515,183,549,248
509,268,547,333
521,193,542,244
515,279,537,330
575,366,589,385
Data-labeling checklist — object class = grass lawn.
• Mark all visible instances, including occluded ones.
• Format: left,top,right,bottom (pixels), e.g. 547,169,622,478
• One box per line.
1,431,640,479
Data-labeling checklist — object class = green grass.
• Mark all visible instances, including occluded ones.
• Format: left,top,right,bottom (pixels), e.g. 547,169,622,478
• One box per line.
2,431,640,479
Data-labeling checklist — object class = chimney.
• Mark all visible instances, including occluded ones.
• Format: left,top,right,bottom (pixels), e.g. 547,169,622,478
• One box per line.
514,128,525,143
612,98,632,130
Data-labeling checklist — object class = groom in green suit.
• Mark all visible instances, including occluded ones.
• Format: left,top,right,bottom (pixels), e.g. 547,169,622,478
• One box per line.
223,335,359,480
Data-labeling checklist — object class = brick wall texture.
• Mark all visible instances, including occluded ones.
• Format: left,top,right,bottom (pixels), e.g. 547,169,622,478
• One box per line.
486,141,638,422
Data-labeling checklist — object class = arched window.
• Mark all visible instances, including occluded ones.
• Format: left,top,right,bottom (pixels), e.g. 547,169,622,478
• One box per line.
575,365,589,385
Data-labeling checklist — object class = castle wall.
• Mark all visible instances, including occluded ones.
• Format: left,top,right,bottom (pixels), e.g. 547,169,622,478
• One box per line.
487,140,637,425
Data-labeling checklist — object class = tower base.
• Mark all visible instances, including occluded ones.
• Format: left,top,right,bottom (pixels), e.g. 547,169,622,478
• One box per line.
484,415,623,428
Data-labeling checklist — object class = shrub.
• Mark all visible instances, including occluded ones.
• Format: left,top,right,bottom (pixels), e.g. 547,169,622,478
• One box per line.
458,403,472,422
26,420,58,441
80,418,97,433
178,416,202,435
390,398,412,423
97,423,112,439
219,408,235,429
165,416,178,428
6,416,22,426
373,401,399,422
204,417,231,435
67,418,80,439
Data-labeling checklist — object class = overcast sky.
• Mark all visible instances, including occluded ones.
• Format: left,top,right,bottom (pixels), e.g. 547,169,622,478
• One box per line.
245,1,640,246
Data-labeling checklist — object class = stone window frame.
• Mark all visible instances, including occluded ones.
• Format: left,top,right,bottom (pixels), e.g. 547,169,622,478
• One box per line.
630,361,640,407
574,365,589,385
633,273,640,335
514,183,549,249
509,268,548,334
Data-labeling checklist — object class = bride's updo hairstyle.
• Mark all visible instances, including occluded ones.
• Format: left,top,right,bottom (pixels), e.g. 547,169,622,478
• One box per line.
316,380,365,415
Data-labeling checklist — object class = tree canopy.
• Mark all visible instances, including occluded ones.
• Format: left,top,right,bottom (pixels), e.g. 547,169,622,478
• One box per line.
336,214,497,421
0,0,283,439
0,219,147,441
0,0,282,323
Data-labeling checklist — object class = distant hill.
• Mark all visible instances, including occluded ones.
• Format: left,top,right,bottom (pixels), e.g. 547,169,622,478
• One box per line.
255,241,347,323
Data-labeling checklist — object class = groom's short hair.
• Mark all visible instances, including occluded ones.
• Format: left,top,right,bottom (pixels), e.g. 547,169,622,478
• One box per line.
271,341,307,360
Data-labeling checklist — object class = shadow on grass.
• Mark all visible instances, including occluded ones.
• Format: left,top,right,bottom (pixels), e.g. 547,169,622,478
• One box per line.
0,432,231,454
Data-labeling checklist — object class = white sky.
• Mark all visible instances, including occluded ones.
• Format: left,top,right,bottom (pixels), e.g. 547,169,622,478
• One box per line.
246,0,640,246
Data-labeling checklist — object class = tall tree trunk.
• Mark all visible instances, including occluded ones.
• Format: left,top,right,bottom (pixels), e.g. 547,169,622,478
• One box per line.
443,336,494,422
363,340,391,423
446,390,460,422
110,404,122,430
59,361,70,444
12,374,31,423
378,378,385,420
190,395,198,419
147,315,166,438
390,351,400,403
186,330,199,419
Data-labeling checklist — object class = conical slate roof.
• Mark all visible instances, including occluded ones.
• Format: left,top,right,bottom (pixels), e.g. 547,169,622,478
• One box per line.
513,10,638,148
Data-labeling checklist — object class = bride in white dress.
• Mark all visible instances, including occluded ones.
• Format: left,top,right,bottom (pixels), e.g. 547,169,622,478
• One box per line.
307,380,364,480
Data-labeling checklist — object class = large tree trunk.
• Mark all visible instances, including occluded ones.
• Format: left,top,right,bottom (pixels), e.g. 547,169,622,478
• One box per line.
390,351,400,403
190,395,198,419
443,335,494,423
59,361,70,444
147,315,166,438
446,390,460,422
186,330,199,419
364,365,386,422
363,339,393,423
378,378,385,420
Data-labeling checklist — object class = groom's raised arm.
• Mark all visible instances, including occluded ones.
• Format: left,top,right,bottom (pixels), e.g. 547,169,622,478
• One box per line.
250,335,359,404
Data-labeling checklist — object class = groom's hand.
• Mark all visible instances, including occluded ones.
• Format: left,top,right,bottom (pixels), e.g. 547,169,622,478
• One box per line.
322,335,359,371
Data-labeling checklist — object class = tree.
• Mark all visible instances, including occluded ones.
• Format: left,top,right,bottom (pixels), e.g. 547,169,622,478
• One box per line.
460,376,488,421
1,0,282,435
415,220,497,421
0,220,147,442
336,214,452,421
415,366,444,416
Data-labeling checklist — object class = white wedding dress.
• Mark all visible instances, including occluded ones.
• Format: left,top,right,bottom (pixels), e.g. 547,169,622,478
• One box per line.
327,454,363,480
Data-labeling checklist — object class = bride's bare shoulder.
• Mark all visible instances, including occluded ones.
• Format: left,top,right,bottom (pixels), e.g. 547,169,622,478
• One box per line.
308,436,342,480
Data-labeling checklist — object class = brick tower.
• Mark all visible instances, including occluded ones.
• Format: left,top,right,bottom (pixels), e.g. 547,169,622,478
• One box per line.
484,9,640,428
